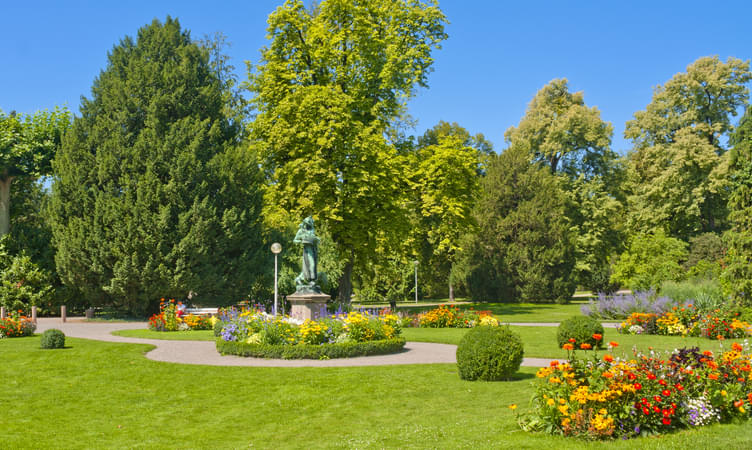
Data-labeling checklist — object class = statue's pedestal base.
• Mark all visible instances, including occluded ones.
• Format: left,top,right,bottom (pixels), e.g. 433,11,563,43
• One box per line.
288,292,330,321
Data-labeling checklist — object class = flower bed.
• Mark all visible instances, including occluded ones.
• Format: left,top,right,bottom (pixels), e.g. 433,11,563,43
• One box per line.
148,298,213,331
417,305,495,328
518,335,752,440
215,309,406,359
618,306,752,339
0,312,36,338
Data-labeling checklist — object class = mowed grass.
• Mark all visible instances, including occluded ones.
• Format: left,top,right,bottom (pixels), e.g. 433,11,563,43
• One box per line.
402,326,749,360
397,300,595,323
112,329,215,341
3,336,752,449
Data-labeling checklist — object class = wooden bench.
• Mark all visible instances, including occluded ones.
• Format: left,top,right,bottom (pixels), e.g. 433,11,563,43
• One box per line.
184,307,219,316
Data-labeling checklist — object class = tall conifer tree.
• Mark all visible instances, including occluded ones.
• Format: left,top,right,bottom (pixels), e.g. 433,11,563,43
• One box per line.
49,18,264,314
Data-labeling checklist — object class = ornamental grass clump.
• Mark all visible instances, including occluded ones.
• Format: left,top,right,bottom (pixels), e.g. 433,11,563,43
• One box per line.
40,329,65,349
518,339,752,440
456,325,524,381
556,316,605,350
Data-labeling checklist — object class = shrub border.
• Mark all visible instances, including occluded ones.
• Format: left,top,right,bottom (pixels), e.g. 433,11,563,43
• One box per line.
216,337,406,359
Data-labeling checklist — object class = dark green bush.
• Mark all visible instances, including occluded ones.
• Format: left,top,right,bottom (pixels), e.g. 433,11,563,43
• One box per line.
216,337,406,359
556,316,604,349
40,329,65,349
456,325,524,381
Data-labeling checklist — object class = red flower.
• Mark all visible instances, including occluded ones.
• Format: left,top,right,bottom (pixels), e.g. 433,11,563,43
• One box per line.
634,383,642,390
662,417,671,426
662,389,671,397
592,333,603,341
647,373,656,380
568,338,576,343
675,384,684,391
642,407,650,415
550,360,559,367
658,379,667,386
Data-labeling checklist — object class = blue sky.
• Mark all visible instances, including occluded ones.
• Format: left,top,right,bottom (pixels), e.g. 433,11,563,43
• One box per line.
2,0,751,154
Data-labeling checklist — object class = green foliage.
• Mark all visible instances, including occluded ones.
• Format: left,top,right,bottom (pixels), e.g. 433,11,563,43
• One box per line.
248,0,447,303
0,107,70,236
40,329,65,349
48,18,265,315
610,230,688,291
722,106,752,304
504,78,615,178
0,248,53,313
456,325,524,381
503,79,622,295
555,316,604,349
464,146,577,303
625,56,751,239
659,279,726,311
215,337,406,359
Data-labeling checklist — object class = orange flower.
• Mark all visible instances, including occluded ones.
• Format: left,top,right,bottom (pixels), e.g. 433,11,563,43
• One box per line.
568,338,576,343
603,354,614,363
603,372,614,379
562,343,574,351
609,341,619,348
592,333,603,341
580,343,592,350
733,343,743,352
708,373,719,380
703,350,713,357
550,360,560,367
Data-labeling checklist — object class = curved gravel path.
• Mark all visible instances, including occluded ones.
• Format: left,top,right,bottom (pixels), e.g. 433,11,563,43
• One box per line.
33,318,559,368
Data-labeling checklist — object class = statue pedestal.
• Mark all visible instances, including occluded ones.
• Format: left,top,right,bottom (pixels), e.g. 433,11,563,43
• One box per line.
288,292,330,321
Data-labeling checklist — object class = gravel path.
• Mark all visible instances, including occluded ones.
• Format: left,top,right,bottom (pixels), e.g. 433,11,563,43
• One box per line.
33,318,563,368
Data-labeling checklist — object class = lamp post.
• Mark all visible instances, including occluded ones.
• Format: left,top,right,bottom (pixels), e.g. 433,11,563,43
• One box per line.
271,243,282,315
413,260,419,303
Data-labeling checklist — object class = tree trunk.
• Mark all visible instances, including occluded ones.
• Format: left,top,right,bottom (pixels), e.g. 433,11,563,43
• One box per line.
338,259,354,305
0,177,12,237
449,281,455,302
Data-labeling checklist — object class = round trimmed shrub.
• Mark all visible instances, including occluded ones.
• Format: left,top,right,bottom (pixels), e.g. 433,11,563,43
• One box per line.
456,325,524,381
556,316,604,349
40,329,66,349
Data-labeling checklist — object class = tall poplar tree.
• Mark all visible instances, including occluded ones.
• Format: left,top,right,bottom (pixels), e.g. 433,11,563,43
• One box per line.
248,0,447,303
49,18,265,314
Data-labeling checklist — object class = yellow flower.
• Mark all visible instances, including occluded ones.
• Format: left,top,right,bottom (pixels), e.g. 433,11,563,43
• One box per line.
547,398,555,406
508,404,517,410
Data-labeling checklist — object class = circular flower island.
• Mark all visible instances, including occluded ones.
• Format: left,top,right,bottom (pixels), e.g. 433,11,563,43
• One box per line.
215,308,406,359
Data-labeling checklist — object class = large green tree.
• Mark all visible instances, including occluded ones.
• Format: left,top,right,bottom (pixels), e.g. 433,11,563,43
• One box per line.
722,105,752,304
504,79,614,178
48,18,265,314
248,0,447,303
0,107,70,237
504,79,622,292
410,125,482,301
624,56,751,239
463,146,577,303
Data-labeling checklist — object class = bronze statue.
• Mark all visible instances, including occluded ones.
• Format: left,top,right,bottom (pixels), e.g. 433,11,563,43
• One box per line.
294,216,320,293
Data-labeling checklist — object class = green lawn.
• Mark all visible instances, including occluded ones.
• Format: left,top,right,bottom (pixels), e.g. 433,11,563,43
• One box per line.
2,336,752,449
116,327,746,362
403,326,748,360
112,329,215,340
396,300,595,323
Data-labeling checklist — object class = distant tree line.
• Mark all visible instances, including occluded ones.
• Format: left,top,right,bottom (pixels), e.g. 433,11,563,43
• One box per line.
1,0,751,315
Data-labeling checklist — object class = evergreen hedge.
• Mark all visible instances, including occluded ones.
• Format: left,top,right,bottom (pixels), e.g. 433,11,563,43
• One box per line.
216,337,406,359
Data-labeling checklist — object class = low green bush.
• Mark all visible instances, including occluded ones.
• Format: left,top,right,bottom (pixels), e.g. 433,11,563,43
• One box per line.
40,329,65,349
216,337,406,359
456,325,524,381
556,316,604,349
659,279,726,311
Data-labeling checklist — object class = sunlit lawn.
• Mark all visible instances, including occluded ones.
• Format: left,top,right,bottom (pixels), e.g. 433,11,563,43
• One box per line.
402,326,746,360
396,300,599,323
3,336,752,449
116,327,747,362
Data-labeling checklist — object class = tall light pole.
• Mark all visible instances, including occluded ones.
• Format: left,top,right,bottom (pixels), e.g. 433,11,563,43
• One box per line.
271,243,282,315
413,260,419,303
